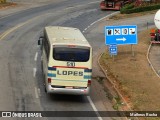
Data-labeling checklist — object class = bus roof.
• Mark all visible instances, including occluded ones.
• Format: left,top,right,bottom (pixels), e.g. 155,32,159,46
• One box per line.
45,26,91,47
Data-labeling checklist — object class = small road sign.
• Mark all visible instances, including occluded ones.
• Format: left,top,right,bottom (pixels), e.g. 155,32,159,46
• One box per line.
109,44,117,55
105,25,138,45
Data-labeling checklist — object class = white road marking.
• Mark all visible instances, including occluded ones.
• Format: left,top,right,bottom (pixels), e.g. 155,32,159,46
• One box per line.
147,44,160,79
38,88,41,97
0,16,41,40
35,87,39,98
33,68,37,77
65,1,100,10
34,52,38,61
83,11,120,33
83,11,119,58
87,96,103,120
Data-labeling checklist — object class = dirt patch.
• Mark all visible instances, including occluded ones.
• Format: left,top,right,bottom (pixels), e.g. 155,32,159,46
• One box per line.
0,2,17,9
99,25,160,119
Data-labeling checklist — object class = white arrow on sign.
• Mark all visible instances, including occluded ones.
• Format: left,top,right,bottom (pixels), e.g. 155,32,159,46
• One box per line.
116,37,126,41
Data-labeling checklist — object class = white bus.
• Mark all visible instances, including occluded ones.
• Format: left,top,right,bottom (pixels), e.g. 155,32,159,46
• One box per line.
38,26,92,95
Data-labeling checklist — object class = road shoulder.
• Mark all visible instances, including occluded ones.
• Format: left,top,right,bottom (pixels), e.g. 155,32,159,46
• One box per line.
87,11,160,114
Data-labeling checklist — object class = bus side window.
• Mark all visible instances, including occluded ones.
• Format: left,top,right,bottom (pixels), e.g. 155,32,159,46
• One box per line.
44,35,50,61
46,41,50,60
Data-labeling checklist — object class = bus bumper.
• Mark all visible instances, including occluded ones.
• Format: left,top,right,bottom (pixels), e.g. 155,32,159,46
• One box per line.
46,85,90,95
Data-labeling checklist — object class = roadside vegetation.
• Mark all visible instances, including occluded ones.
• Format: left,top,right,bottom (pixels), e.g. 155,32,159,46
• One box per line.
109,9,157,20
0,0,6,3
121,0,160,14
0,0,16,9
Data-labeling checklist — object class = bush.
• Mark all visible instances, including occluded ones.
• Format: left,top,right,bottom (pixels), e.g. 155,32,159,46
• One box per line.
0,0,6,3
120,3,134,14
120,3,160,14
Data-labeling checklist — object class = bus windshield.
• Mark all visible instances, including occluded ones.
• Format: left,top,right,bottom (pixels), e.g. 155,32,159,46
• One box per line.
53,47,90,62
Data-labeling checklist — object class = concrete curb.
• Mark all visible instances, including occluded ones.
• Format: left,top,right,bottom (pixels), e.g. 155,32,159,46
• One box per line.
147,43,160,79
97,53,132,110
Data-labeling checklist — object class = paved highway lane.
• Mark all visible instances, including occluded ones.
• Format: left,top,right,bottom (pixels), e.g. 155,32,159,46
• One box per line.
0,0,116,120
0,0,99,33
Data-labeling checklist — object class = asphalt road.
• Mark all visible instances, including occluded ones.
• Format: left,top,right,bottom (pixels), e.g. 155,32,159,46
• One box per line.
0,0,116,120
0,1,155,120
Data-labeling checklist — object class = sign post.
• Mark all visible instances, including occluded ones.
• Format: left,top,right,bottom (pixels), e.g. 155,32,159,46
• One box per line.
131,45,134,57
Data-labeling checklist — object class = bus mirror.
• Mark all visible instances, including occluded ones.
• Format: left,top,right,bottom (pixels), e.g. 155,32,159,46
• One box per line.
38,40,41,45
39,36,44,40
38,36,44,45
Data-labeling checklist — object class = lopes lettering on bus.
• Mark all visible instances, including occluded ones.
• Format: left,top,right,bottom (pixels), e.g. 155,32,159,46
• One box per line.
57,70,83,76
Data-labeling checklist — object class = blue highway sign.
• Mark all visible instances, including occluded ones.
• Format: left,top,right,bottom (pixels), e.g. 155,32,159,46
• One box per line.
109,44,117,55
105,25,138,45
